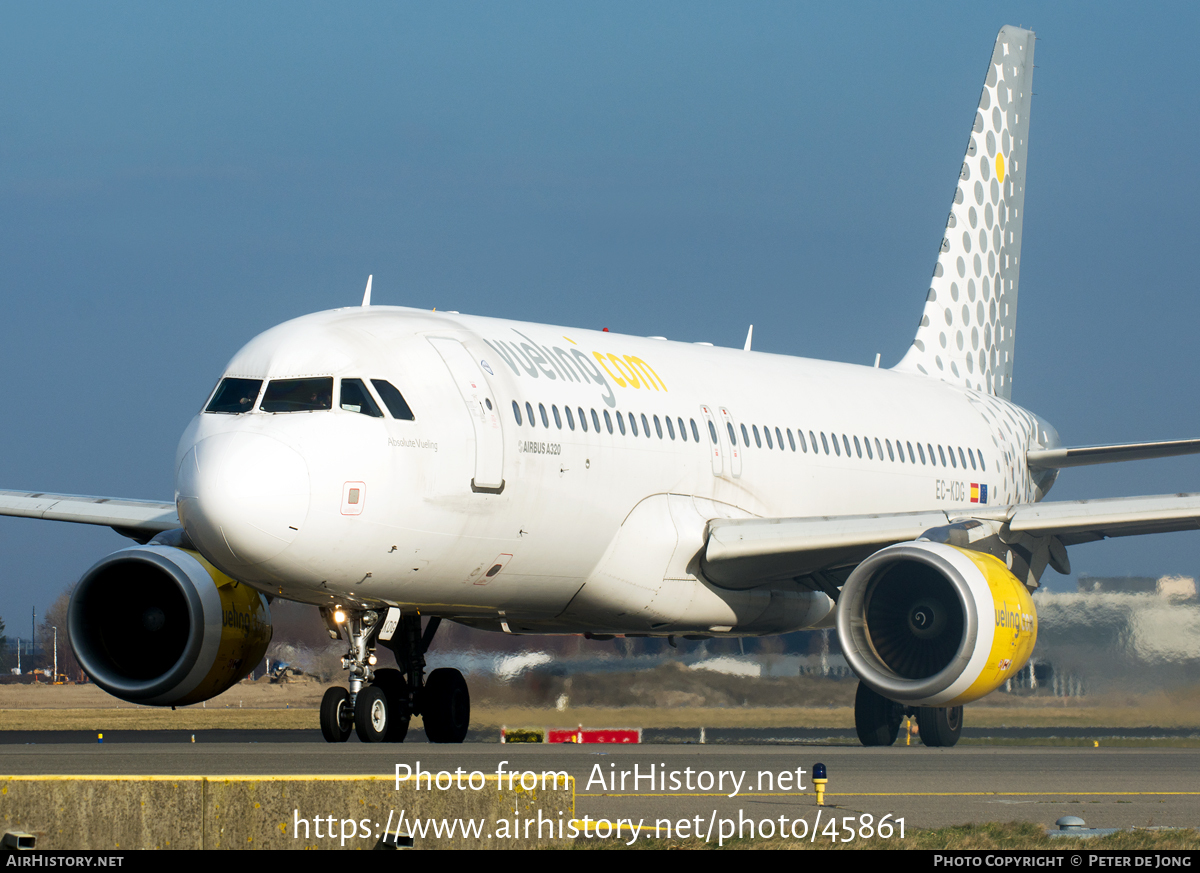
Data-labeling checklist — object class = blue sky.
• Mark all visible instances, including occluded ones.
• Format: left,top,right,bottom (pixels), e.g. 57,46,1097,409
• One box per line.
2,2,1199,631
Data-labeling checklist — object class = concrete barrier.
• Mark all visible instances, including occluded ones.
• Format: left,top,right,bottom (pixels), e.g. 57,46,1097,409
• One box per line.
0,773,575,849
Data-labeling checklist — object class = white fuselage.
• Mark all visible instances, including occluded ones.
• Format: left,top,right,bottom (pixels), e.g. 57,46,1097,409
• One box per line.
174,306,1057,635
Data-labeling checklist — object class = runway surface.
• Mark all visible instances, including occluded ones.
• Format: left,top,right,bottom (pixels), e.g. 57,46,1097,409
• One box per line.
3,739,1198,831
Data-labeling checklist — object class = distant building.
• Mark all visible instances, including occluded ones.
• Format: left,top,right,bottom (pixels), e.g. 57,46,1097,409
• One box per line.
1076,574,1196,599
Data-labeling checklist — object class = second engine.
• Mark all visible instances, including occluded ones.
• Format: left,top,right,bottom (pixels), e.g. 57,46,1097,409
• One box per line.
836,540,1036,707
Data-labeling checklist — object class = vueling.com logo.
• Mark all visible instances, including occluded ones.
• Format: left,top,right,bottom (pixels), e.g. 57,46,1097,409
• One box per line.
483,329,667,408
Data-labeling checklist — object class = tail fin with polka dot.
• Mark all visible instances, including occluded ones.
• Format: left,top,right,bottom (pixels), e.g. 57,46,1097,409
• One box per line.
893,26,1034,400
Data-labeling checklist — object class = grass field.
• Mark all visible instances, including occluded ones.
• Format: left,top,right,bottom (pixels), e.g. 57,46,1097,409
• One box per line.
585,821,1200,850
2,679,1199,735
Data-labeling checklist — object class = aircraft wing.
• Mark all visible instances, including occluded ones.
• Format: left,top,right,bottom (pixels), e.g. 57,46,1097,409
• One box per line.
0,489,179,542
702,492,1200,586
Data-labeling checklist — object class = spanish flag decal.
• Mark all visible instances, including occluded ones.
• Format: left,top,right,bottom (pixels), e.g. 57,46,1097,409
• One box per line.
970,484,988,504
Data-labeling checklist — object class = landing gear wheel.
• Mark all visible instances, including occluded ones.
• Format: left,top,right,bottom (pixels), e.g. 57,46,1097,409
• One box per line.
422,668,470,743
355,685,391,743
854,681,903,746
917,705,963,747
371,668,410,743
320,686,353,743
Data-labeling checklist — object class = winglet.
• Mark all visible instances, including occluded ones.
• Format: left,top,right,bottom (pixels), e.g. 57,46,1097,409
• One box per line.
361,275,373,307
744,325,753,351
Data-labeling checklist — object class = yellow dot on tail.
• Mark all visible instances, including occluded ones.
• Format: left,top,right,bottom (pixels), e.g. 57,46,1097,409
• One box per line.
996,153,1005,183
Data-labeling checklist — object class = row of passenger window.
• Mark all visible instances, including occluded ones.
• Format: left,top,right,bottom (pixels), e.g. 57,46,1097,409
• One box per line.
513,400,702,442
205,376,415,420
512,399,986,473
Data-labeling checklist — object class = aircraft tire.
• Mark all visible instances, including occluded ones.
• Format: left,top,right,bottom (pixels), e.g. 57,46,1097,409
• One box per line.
372,668,410,743
320,686,353,743
854,681,902,746
917,705,963,747
422,668,470,743
354,685,391,743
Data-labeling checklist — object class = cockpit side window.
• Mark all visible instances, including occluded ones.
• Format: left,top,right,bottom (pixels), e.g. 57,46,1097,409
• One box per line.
371,379,415,421
340,379,383,417
260,377,334,412
206,378,262,414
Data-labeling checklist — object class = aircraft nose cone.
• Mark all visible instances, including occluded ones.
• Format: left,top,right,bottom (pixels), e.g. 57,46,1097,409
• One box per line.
176,431,310,569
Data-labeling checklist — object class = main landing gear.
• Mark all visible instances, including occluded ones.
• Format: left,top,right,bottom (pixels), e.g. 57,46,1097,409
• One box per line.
854,681,962,748
318,608,470,744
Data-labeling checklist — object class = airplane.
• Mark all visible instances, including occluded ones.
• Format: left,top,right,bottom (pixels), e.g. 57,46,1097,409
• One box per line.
4,25,1200,748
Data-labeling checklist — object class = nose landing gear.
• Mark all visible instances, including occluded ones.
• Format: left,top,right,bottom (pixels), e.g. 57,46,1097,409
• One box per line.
317,607,470,744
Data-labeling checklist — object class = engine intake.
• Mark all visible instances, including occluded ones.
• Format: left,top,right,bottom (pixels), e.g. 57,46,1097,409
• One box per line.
836,541,1036,707
69,544,272,706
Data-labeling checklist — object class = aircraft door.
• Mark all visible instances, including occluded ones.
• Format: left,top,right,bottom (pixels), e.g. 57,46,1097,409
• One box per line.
699,405,724,476
718,407,743,478
428,337,505,493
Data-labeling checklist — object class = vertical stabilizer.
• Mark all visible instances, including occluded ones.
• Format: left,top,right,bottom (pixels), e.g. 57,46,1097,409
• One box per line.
894,26,1034,399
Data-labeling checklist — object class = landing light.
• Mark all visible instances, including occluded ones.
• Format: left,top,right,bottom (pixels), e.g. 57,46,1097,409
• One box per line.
333,609,347,625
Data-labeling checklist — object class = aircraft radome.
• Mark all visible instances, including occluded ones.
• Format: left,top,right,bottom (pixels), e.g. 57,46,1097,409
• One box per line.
5,25,1200,747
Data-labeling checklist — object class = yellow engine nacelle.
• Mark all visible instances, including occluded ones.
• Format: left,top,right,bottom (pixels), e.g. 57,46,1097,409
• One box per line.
836,541,1036,707
68,544,272,706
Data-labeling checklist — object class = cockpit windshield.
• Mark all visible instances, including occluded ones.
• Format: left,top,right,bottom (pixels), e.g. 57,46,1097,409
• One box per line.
371,379,415,420
260,377,334,413
205,378,262,414
340,378,383,417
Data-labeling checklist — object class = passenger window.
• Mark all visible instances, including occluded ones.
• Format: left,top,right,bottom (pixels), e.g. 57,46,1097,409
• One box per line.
539,403,549,428
958,447,968,469
787,429,796,452
842,435,852,456
593,409,602,432
809,431,817,453
863,436,872,459
874,438,883,461
853,435,862,458
604,410,613,434
886,439,895,461
261,377,333,413
370,380,415,420
340,379,383,417
627,412,636,436
753,425,763,449
708,420,718,444
565,407,575,430
654,415,664,439
978,450,986,472
740,423,750,446
526,402,536,427
691,419,700,442
939,445,948,466
677,417,687,441
578,407,588,432
552,405,562,429
775,428,784,451
617,412,627,435
728,422,739,445
915,442,924,464
512,400,523,425
206,378,262,414
641,413,651,438
762,427,772,449
821,432,830,454
665,416,675,440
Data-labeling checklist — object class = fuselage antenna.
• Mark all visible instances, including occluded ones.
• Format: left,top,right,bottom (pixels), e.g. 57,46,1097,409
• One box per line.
744,325,753,351
361,275,373,307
